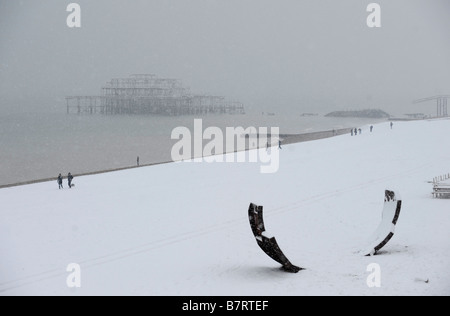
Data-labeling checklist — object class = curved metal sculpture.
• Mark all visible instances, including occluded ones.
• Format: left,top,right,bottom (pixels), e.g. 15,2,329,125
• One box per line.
248,203,303,273
362,190,402,256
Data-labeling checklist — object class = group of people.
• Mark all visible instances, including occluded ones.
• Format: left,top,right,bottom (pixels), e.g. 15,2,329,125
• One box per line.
351,122,394,136
351,128,363,136
266,140,283,150
57,173,74,189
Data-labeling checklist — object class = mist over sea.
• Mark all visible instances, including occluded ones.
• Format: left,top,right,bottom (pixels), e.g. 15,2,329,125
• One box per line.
0,108,386,186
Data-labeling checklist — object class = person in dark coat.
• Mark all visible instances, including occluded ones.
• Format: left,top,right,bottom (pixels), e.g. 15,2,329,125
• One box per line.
370,125,374,132
67,172,74,188
390,122,394,129
57,174,63,189
354,128,358,136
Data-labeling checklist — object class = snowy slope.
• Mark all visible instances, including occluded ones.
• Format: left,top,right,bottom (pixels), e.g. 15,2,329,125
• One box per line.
1,119,450,296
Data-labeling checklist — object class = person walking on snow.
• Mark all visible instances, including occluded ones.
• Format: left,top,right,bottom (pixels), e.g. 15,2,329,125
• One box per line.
67,172,74,189
57,174,63,189
390,122,394,129
370,125,374,132
278,140,282,149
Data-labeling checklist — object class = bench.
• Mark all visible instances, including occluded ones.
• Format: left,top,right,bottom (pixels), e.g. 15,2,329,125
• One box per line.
433,184,450,198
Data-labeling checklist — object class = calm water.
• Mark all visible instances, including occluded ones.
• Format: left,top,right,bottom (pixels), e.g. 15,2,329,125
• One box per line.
0,110,386,186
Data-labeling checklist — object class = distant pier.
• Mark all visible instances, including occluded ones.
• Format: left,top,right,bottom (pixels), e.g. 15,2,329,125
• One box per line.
66,74,245,116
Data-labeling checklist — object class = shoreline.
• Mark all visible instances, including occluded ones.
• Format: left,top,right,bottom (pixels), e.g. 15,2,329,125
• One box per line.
0,127,359,190
0,161,172,190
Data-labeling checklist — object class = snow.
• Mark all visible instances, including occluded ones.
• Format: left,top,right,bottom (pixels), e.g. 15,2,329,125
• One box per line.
1,119,450,296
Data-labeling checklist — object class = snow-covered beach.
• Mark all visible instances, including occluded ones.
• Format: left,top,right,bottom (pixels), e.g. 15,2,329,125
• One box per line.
1,119,449,296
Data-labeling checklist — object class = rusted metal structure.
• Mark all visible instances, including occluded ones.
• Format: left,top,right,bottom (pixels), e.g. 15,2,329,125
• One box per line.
66,74,245,116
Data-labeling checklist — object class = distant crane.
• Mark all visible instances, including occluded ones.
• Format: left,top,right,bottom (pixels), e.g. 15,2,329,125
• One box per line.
413,95,450,117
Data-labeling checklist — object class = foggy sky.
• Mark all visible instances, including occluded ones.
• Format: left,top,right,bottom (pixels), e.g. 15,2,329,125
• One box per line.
1,0,449,115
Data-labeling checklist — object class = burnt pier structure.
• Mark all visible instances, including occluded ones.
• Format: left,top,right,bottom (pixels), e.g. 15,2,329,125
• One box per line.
66,74,245,116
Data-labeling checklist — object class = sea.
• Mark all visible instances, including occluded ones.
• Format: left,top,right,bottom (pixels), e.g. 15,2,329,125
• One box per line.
0,109,387,186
